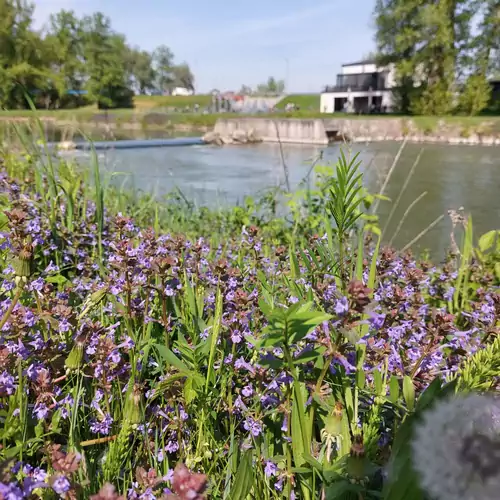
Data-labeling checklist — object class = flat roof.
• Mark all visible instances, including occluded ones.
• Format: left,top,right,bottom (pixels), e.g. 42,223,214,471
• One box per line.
342,60,377,67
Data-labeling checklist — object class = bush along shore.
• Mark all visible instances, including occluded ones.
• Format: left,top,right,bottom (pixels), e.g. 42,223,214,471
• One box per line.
0,139,499,500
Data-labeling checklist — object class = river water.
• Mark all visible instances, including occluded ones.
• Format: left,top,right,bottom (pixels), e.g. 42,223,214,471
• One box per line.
69,140,500,256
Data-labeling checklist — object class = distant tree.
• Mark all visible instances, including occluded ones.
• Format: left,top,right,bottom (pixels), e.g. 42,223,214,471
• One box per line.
0,2,197,108
238,84,252,95
154,45,175,93
44,9,85,106
255,76,285,95
171,63,194,91
80,13,130,108
275,79,286,94
126,47,156,94
0,0,51,108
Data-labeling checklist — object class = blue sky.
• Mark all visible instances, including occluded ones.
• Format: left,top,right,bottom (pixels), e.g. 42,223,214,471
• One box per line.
33,0,376,93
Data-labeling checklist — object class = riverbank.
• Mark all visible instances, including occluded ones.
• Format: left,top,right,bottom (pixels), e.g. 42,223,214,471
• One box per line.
209,117,500,146
2,110,500,145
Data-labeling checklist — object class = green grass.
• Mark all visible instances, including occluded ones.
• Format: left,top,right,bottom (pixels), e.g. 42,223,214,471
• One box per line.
275,94,321,110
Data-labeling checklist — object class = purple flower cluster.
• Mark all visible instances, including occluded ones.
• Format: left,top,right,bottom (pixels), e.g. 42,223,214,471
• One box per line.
0,165,498,498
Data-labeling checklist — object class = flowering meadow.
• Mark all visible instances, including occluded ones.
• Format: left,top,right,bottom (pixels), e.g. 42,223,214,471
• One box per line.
0,142,499,500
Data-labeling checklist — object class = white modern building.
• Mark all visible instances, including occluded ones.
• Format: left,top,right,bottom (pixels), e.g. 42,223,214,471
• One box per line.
171,87,194,96
320,60,396,114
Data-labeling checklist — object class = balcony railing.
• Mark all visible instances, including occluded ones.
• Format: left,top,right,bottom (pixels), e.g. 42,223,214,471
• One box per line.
323,72,388,93
324,84,388,92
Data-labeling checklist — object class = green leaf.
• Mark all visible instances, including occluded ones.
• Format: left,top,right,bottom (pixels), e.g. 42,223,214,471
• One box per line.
183,376,197,405
495,262,500,280
293,346,326,365
291,395,306,467
3,444,23,459
356,368,366,390
228,449,254,500
288,310,332,343
478,230,498,253
45,274,68,285
289,246,300,279
403,376,415,412
154,345,190,373
373,369,383,395
326,480,365,499
389,376,400,404
259,356,284,370
35,420,44,438
301,453,324,474
415,377,442,412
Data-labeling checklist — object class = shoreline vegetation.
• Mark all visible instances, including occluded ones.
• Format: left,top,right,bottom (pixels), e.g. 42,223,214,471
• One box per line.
2,112,500,146
0,122,498,499
2,96,500,145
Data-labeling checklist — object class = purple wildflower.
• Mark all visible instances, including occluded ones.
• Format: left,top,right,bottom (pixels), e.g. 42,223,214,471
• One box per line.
334,296,349,316
0,371,16,396
51,475,71,496
264,461,278,478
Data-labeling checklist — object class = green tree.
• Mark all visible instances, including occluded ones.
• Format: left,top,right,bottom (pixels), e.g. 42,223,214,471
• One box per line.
171,63,194,91
0,3,194,109
126,47,156,94
459,73,492,115
374,0,423,113
0,0,51,108
238,84,252,95
81,13,131,108
44,10,85,107
457,1,499,114
375,0,475,115
256,76,285,95
153,45,175,93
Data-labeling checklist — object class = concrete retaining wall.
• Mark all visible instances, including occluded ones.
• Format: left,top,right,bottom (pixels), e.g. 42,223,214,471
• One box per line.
323,118,405,141
212,117,500,146
213,118,328,145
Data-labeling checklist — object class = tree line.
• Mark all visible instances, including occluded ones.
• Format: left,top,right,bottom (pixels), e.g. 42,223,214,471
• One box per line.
0,0,195,109
238,77,286,96
375,0,500,115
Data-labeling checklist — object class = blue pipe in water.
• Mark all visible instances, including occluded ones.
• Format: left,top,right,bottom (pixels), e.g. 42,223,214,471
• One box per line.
74,137,205,150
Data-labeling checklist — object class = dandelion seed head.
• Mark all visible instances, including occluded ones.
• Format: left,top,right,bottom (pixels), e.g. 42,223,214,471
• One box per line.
412,393,500,500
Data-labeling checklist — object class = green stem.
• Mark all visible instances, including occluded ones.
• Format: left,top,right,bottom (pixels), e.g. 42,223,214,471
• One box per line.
0,284,23,331
308,354,334,434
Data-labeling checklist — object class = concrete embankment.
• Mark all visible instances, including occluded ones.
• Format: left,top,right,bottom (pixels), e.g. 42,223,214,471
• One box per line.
210,117,500,146
213,118,329,145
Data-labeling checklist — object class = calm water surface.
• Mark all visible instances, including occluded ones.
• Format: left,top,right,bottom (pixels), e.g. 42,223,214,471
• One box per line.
71,141,500,256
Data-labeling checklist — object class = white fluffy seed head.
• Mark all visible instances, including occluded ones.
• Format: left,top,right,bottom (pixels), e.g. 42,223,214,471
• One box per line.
412,393,500,500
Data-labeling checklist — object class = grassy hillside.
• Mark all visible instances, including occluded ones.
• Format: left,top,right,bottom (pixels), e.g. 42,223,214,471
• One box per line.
275,93,320,110
133,94,213,110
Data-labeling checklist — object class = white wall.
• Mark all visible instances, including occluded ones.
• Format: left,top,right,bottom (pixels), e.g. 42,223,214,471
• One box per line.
320,93,335,113
172,87,194,96
320,90,394,113
385,65,396,88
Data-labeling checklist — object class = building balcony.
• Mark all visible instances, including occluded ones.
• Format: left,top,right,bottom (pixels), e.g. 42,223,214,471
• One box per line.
323,72,389,93
323,84,389,93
